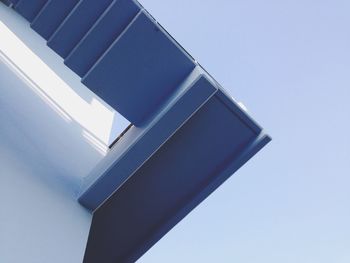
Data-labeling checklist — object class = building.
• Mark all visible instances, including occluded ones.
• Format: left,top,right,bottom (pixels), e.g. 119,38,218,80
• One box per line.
0,1,270,262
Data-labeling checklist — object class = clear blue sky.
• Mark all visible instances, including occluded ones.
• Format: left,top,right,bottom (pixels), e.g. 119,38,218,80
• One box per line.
138,0,350,262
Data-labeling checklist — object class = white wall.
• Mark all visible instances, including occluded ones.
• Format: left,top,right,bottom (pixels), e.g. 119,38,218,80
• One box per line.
0,4,129,262
0,4,129,188
0,110,92,263
0,60,91,262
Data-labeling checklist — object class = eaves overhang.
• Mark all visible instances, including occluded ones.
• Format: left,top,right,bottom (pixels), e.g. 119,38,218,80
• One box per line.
83,82,270,262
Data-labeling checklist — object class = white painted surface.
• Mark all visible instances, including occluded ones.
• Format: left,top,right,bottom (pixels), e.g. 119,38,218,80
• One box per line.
0,59,92,262
0,4,129,151
0,110,92,262
0,4,130,262
0,4,130,189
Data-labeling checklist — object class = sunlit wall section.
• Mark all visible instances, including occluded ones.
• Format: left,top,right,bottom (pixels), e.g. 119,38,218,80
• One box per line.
0,5,129,190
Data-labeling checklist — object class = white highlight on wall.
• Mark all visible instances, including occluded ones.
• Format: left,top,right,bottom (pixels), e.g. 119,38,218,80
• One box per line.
0,5,129,191
0,7,129,151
